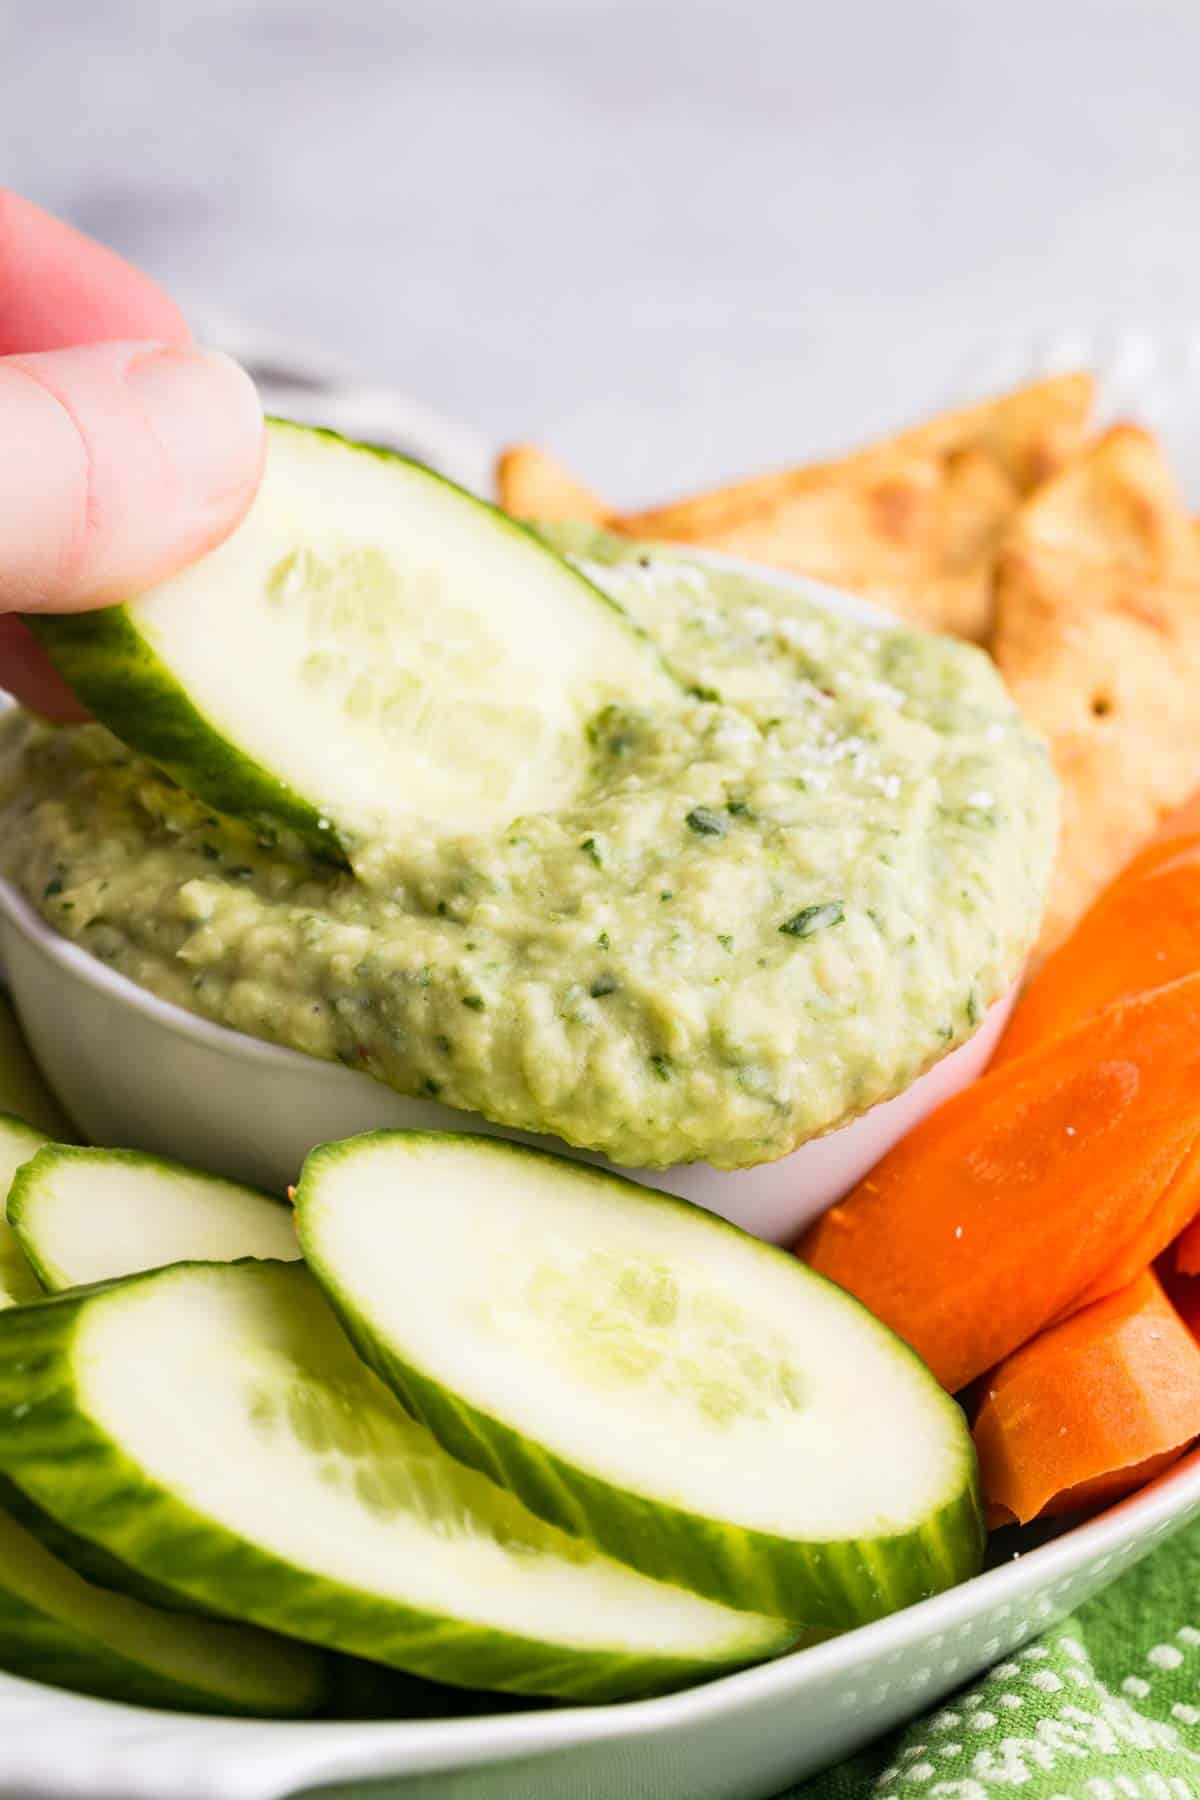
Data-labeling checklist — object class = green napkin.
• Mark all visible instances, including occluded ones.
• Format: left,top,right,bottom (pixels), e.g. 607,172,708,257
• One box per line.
791,1518,1200,1800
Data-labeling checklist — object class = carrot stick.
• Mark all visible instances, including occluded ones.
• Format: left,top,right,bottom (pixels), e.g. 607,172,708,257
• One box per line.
1065,1135,1200,1314
799,972,1200,1393
994,828,1200,1305
1026,1448,1188,1522
973,1271,1200,1525
997,833,1200,1064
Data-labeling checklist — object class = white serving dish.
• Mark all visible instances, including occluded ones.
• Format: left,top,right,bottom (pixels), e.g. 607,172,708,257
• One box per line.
0,347,1184,1799
0,561,1016,1244
0,1450,1191,1800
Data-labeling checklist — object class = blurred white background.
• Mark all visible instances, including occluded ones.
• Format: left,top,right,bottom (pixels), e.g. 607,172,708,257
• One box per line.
4,0,1200,498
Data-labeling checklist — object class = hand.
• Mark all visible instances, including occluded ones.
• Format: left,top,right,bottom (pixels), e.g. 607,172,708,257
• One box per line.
0,191,264,718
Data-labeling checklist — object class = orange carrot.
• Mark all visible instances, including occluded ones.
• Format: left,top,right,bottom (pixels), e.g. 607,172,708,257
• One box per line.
988,819,1200,1308
1026,1448,1188,1521
973,1271,1200,1525
1176,1214,1200,1278
800,972,1200,1394
1065,1135,1200,1314
997,832,1200,1064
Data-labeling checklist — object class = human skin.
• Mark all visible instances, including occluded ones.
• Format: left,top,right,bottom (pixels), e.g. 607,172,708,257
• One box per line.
0,190,264,717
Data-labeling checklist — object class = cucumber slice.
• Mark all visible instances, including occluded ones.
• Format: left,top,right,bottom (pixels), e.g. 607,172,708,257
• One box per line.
0,1469,200,1619
8,1146,299,1293
4,1148,294,1614
0,1261,793,1702
0,1139,295,1621
0,993,76,1140
296,1133,985,1627
0,1135,204,1613
28,423,675,855
0,1115,51,1307
0,1501,325,1715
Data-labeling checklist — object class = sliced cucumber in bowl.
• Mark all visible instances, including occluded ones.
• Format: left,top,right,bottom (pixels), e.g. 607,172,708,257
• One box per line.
0,1503,326,1716
295,1133,985,1627
0,1260,793,1702
0,1132,326,1711
0,1144,300,1616
28,422,677,856
0,1468,207,1621
0,1114,54,1308
8,1145,299,1293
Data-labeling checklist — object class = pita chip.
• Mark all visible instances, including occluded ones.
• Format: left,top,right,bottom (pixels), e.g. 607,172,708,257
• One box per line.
993,424,1200,961
495,444,612,526
610,374,1093,639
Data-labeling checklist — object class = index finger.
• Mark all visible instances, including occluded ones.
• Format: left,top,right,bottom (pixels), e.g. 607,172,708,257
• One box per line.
0,190,190,355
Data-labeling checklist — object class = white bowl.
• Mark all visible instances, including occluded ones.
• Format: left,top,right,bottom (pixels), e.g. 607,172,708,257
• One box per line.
0,1446,1193,1800
0,559,1020,1242
0,879,1013,1243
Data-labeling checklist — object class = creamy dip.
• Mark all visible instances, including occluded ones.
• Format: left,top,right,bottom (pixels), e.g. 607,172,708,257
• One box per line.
0,531,1057,1169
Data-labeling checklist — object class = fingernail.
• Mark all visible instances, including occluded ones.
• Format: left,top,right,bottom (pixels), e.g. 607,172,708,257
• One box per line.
124,345,264,505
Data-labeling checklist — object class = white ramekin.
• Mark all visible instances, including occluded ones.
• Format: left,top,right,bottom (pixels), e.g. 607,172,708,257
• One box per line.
0,878,1013,1243
0,563,1017,1242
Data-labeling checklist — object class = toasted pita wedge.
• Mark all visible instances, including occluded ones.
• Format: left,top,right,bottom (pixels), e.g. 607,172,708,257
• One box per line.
632,443,1018,638
494,375,1092,637
606,373,1091,639
883,370,1095,493
623,371,1092,533
618,372,1092,546
1009,422,1197,572
993,425,1200,961
495,444,612,525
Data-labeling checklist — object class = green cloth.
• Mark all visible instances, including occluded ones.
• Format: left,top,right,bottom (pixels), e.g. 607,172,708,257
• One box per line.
790,1520,1200,1800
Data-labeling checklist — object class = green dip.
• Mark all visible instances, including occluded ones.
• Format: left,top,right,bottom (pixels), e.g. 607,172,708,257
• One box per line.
0,531,1057,1170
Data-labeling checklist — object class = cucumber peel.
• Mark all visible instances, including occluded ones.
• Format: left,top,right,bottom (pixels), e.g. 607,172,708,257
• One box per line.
0,1146,298,1615
0,1260,793,1702
295,1132,985,1627
0,1469,200,1620
0,1492,325,1715
9,1145,299,1293
27,422,676,856
0,1115,52,1308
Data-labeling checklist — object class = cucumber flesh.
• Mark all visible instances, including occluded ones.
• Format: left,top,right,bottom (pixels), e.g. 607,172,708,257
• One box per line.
0,1138,213,1615
28,423,676,855
0,1114,51,1307
2,1148,290,1614
296,1133,985,1626
0,1260,793,1702
0,1498,325,1715
0,993,76,1140
8,1145,299,1293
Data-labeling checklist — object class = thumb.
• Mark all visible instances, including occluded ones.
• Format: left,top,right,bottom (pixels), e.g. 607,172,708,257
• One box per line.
0,339,263,613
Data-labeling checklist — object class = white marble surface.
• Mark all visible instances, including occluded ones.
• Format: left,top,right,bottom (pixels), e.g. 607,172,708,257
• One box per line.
5,0,1200,499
